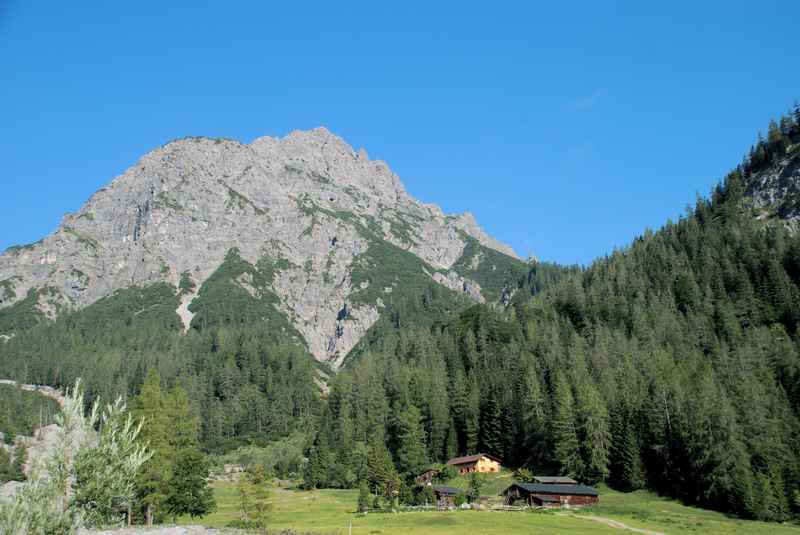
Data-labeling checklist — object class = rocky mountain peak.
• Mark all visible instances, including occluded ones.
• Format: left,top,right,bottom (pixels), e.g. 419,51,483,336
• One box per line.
0,128,523,369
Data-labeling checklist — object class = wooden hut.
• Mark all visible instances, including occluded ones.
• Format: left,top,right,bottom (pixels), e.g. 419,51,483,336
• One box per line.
445,453,502,474
430,484,460,509
502,483,599,508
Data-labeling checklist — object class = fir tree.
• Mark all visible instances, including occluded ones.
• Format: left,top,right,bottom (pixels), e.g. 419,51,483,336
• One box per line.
164,448,216,522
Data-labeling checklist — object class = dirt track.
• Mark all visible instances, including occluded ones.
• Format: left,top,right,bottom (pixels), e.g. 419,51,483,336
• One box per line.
568,513,666,535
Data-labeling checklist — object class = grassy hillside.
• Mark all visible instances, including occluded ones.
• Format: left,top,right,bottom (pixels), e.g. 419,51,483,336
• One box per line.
182,479,800,534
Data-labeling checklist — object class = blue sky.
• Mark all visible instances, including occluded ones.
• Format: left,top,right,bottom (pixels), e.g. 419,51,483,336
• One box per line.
1,2,798,265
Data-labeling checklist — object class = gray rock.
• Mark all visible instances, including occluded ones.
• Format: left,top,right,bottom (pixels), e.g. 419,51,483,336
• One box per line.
0,128,519,369
746,148,800,232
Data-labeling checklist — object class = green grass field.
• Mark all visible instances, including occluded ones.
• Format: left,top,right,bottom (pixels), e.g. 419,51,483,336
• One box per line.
181,472,800,535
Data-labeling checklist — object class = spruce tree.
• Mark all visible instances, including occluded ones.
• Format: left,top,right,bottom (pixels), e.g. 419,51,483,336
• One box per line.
395,405,429,478
577,384,611,484
164,448,216,522
552,376,584,479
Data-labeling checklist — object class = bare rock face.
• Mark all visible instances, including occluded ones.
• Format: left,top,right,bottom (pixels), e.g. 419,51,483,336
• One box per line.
0,128,520,369
746,147,800,232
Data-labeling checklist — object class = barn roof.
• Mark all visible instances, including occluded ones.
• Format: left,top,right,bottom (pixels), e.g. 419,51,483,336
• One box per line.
445,453,502,466
533,476,578,485
431,485,460,496
504,483,599,497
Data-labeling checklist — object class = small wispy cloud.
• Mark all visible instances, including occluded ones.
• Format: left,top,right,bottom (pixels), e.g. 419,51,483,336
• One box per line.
564,89,607,113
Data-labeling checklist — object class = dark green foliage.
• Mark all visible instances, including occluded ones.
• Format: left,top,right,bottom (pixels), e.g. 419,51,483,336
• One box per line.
451,236,530,301
132,371,217,524
0,447,12,483
343,236,472,365
415,484,436,506
0,301,322,454
342,222,571,366
513,467,534,483
0,288,47,333
742,107,800,176
164,448,216,520
9,443,26,481
65,284,182,333
0,384,58,438
467,472,484,501
178,271,195,295
0,444,24,484
189,249,301,340
395,405,429,478
357,481,370,512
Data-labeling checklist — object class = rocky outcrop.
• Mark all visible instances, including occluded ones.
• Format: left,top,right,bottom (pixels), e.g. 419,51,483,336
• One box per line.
746,146,800,232
0,128,520,368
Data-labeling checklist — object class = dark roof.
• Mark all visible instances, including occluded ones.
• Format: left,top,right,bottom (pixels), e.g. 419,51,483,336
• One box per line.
446,453,503,466
431,485,461,496
504,483,599,497
533,476,578,485
532,494,561,503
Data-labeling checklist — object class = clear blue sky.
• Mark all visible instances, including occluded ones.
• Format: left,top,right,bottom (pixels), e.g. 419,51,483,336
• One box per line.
1,2,798,265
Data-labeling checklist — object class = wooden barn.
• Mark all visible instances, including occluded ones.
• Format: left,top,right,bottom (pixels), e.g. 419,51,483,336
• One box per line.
502,483,599,508
446,453,502,474
430,485,460,509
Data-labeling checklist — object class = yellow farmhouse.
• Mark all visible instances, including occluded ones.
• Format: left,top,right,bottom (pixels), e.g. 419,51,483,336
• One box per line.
446,453,502,474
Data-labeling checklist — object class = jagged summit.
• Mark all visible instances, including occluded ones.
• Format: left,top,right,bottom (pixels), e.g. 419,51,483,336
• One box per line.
0,128,524,368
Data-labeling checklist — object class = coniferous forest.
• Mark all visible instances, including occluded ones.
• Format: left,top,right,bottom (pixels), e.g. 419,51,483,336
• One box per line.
1,106,800,523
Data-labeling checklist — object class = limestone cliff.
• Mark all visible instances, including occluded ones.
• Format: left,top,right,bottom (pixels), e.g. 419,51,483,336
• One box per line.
0,128,523,369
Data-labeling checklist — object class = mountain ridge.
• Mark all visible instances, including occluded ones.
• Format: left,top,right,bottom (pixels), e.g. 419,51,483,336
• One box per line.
0,127,524,368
